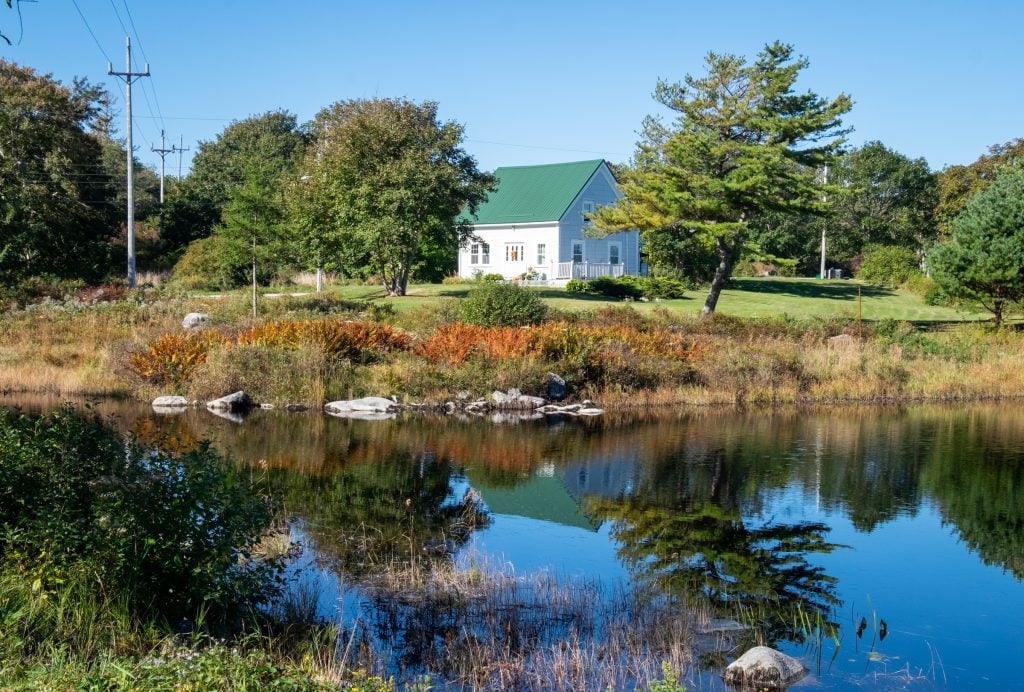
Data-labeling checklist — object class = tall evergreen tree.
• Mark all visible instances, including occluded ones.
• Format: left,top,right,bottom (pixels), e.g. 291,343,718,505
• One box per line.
593,43,851,314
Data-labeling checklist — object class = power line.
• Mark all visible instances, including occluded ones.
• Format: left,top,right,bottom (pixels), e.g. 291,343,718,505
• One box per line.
120,0,166,131
70,0,112,63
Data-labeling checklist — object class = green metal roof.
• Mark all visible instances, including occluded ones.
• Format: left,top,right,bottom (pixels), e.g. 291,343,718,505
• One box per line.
459,159,604,225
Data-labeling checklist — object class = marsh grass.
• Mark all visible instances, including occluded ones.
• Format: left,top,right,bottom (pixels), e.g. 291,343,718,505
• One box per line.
339,554,695,690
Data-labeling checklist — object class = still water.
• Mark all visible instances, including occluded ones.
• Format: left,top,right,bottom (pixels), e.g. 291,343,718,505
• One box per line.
6,396,1024,689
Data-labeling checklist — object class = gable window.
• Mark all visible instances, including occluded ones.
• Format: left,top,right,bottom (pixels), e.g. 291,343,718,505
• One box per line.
581,201,595,226
572,241,584,264
537,243,546,265
470,242,490,265
505,243,525,262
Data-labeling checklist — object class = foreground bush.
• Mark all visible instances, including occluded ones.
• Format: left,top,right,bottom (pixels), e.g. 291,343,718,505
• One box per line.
458,282,548,327
0,407,279,627
567,275,689,299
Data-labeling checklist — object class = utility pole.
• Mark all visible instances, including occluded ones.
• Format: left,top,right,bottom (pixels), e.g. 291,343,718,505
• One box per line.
820,164,828,280
108,36,149,288
151,130,176,204
176,135,190,179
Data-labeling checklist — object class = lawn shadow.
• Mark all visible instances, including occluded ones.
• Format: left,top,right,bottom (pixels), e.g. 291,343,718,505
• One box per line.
728,279,894,301
531,289,625,302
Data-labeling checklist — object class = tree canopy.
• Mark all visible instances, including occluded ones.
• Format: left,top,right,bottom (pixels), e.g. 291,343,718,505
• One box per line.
936,138,1024,235
294,98,494,296
825,141,937,265
929,163,1024,325
161,111,306,256
593,42,851,314
0,61,118,283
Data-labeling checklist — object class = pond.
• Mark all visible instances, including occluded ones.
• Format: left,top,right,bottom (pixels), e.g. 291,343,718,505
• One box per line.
5,395,1023,689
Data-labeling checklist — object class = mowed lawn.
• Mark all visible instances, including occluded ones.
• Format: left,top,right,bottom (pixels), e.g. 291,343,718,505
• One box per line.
326,277,986,323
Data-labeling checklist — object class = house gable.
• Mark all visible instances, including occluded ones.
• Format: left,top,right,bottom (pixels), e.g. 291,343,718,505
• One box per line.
458,159,604,225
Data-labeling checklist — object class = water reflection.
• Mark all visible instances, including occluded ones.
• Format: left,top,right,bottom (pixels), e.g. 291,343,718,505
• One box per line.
5,395,1024,686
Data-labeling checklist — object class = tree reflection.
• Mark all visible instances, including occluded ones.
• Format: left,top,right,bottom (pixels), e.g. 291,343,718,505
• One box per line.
588,446,842,646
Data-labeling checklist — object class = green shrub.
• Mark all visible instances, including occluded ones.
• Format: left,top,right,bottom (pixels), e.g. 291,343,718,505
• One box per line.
566,275,690,300
856,245,921,287
169,236,242,291
458,282,548,327
0,407,279,627
478,272,504,283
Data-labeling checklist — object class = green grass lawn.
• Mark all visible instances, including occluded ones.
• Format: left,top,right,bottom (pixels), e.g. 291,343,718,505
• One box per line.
318,277,985,323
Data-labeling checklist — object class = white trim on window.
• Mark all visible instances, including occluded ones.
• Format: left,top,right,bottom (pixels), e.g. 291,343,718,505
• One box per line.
537,243,546,265
608,241,621,265
572,241,584,264
470,242,491,265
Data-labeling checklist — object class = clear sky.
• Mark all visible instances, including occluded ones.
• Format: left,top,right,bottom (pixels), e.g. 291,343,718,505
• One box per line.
3,1,1021,175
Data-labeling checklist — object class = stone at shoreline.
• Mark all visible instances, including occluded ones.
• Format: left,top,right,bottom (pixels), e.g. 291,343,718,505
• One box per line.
206,391,253,412
546,372,567,401
536,402,604,417
491,389,547,410
723,646,807,688
324,397,400,414
182,312,210,330
285,403,309,412
152,395,188,408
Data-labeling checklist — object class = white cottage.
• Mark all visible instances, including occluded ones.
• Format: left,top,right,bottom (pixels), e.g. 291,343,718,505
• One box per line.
456,159,641,284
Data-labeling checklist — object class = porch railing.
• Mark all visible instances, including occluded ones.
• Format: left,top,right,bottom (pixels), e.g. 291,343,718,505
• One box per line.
555,261,626,280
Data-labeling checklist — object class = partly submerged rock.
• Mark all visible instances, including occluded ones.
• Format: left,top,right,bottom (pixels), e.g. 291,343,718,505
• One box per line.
723,646,807,688
491,389,546,410
152,395,188,408
182,312,210,330
206,391,253,411
324,397,400,415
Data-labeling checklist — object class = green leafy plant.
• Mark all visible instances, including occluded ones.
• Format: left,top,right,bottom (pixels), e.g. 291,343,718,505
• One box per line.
458,282,548,327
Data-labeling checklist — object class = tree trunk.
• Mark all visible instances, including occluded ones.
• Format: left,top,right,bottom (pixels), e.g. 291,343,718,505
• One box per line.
701,236,738,316
994,299,1003,327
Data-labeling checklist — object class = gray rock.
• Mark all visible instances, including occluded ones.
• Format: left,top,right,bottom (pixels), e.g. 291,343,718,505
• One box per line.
285,403,309,412
152,395,188,408
577,407,605,416
182,312,210,330
324,397,400,414
546,372,567,401
828,333,855,346
723,646,807,688
492,389,546,410
206,391,253,411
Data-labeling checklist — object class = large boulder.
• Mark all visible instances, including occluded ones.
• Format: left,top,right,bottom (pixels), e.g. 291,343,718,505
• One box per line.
182,312,210,330
152,395,189,408
324,397,400,415
206,391,253,412
545,372,567,401
491,389,546,410
723,646,807,688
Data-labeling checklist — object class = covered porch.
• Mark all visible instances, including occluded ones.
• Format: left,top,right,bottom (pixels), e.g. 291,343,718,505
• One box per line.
555,261,626,281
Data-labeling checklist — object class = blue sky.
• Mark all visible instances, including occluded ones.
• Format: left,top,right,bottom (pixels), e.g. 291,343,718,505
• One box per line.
4,1,1021,174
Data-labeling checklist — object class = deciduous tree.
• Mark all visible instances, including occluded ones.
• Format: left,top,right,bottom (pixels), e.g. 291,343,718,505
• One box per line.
295,98,494,296
593,42,851,314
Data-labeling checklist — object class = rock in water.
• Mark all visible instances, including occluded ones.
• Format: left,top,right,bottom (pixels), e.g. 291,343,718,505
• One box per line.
152,395,188,408
182,312,210,330
206,391,253,411
546,372,567,401
324,397,400,414
723,646,807,688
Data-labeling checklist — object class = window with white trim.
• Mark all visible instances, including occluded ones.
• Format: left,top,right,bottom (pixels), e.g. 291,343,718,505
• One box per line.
470,242,490,265
581,200,595,226
609,243,620,265
505,243,525,262
536,243,546,265
572,241,584,263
